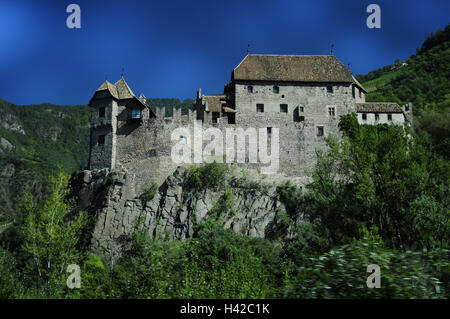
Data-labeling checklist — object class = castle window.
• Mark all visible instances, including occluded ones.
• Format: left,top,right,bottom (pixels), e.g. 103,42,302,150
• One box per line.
273,86,279,94
280,104,288,113
362,113,367,120
388,114,392,121
99,107,105,118
375,113,380,121
317,126,324,136
267,127,272,135
327,86,333,93
131,109,142,119
248,86,253,93
352,85,356,98
299,106,304,112
328,107,335,116
98,135,105,145
256,104,264,113
299,116,305,122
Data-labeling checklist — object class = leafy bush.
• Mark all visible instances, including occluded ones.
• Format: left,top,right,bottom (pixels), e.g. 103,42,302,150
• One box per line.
184,161,229,190
286,230,449,298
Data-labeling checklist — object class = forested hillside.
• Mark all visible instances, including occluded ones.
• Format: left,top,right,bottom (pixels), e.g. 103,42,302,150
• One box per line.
356,24,450,158
0,99,89,221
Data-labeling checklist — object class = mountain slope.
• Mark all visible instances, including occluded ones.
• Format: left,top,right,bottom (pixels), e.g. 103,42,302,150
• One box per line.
356,24,450,158
356,24,450,115
0,99,90,219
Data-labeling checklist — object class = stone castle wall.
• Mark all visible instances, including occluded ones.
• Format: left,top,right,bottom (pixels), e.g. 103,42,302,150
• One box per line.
89,83,358,195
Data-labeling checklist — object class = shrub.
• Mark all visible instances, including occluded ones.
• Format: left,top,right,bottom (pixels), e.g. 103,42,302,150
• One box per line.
184,161,229,190
140,182,158,202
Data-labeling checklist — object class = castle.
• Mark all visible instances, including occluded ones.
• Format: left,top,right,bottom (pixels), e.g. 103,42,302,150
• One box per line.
88,54,412,191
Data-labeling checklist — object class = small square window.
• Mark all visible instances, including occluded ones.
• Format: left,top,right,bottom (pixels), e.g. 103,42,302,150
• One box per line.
388,114,392,121
98,135,105,145
99,107,105,118
256,104,264,113
248,86,253,93
362,113,367,120
131,109,141,119
317,126,324,136
375,113,380,121
326,86,333,93
273,86,279,94
328,107,335,116
280,104,288,113
299,116,305,122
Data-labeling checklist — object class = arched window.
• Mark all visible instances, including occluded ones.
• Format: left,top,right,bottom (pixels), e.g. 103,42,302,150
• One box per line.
273,85,279,94
247,85,253,93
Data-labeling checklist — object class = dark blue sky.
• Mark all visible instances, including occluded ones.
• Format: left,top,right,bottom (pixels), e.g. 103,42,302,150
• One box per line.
0,0,448,105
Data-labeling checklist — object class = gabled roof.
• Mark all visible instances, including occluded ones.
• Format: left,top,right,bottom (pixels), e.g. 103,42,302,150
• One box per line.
91,77,136,105
232,54,354,83
114,77,135,99
356,102,403,113
95,80,119,99
352,76,367,93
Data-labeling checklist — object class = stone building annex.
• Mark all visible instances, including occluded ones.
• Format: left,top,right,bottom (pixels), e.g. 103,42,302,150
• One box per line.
87,53,413,191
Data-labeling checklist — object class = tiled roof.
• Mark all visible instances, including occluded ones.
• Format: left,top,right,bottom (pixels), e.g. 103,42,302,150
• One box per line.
203,95,226,112
96,80,119,99
232,54,354,83
356,102,403,113
114,77,135,99
352,76,367,93
94,77,135,101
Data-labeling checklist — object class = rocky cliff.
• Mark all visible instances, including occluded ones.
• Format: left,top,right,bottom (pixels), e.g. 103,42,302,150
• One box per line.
71,165,301,260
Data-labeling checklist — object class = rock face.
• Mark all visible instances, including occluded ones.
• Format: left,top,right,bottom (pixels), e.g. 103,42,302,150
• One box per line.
1,114,25,134
71,166,292,260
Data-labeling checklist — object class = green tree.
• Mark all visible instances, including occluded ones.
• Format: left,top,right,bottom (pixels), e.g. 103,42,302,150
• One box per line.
20,169,87,297
303,114,449,250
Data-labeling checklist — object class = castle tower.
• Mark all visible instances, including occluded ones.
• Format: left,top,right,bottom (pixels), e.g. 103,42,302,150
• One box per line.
88,80,119,170
88,77,156,171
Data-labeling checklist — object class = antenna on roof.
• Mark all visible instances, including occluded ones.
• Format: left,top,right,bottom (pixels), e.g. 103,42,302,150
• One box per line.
247,44,250,55
121,67,124,78
330,44,334,55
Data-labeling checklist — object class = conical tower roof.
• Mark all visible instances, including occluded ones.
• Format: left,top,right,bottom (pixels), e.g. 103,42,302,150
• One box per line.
114,77,135,99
